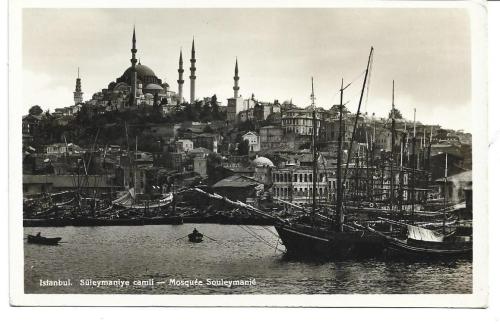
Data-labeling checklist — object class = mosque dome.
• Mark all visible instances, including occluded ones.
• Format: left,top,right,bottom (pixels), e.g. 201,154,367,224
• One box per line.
252,156,275,168
116,62,162,87
122,63,156,79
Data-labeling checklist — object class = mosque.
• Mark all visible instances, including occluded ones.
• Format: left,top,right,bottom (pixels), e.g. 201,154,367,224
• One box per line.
75,26,243,121
82,27,198,109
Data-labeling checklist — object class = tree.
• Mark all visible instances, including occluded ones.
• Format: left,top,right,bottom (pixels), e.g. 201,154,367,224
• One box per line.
199,101,212,122
237,120,256,132
203,125,214,133
237,139,250,156
151,93,163,121
29,105,43,116
153,93,159,108
388,108,403,119
206,152,223,185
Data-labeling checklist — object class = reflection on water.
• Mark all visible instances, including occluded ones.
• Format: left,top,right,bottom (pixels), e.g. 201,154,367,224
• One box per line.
24,225,472,294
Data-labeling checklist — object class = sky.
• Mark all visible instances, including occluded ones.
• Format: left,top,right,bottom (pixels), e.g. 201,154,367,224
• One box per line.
23,8,471,131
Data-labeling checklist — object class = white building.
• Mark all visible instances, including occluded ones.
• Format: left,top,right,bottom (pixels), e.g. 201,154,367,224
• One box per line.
175,139,194,153
243,131,260,152
46,143,82,155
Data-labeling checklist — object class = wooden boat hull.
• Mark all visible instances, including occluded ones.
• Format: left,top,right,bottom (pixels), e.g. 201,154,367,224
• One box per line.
385,237,472,258
188,233,203,243
275,223,386,259
27,235,62,245
364,225,472,258
143,216,184,225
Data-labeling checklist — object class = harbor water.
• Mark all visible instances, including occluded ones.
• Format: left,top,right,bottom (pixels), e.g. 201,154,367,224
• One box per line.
24,224,472,294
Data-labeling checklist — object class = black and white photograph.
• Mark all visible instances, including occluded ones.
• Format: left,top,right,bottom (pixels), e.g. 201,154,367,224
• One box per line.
8,0,489,307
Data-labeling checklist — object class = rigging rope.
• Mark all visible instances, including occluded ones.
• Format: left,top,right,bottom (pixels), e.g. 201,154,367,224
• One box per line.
329,69,366,108
362,51,374,114
238,224,285,252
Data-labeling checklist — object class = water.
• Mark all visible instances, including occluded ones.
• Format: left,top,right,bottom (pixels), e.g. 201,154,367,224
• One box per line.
24,225,472,294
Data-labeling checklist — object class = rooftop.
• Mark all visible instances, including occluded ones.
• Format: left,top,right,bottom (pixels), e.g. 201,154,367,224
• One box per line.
212,175,261,189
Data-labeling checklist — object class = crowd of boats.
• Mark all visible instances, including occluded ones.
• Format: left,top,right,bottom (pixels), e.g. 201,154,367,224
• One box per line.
272,48,472,260
24,47,472,260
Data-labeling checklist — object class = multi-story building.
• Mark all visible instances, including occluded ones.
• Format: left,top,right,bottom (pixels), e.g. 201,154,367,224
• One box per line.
259,126,284,151
271,166,336,205
271,164,410,206
281,107,334,136
192,133,220,153
227,97,243,123
237,107,254,123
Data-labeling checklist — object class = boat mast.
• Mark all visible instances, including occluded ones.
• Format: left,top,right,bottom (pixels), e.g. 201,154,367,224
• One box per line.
390,80,396,212
135,136,138,195
411,108,417,219
124,121,131,188
425,127,433,203
311,77,317,223
398,132,406,213
336,78,345,231
342,47,373,190
443,153,448,234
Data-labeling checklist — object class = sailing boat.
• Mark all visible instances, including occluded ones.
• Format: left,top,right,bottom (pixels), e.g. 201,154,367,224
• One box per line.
274,48,387,259
365,145,472,257
112,187,173,209
112,134,173,210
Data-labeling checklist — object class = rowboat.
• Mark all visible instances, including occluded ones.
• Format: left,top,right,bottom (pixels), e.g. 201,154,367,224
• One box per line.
27,234,62,245
188,232,203,243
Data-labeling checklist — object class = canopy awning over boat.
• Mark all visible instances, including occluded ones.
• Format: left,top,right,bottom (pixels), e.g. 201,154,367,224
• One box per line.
112,188,136,207
112,188,173,209
407,225,444,242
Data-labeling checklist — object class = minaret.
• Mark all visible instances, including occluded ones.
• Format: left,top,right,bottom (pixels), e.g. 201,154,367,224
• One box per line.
310,77,316,108
129,26,138,106
73,67,83,105
189,38,196,104
233,58,240,99
177,49,184,104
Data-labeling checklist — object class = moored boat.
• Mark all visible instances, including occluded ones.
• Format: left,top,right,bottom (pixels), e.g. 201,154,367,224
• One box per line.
27,234,62,245
274,48,381,260
365,220,472,258
275,221,386,259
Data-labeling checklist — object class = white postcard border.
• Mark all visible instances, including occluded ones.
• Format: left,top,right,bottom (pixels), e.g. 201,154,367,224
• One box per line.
9,0,489,307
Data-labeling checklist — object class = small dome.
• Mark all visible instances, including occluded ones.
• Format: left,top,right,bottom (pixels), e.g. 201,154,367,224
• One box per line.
114,82,129,91
144,83,164,90
252,156,274,167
